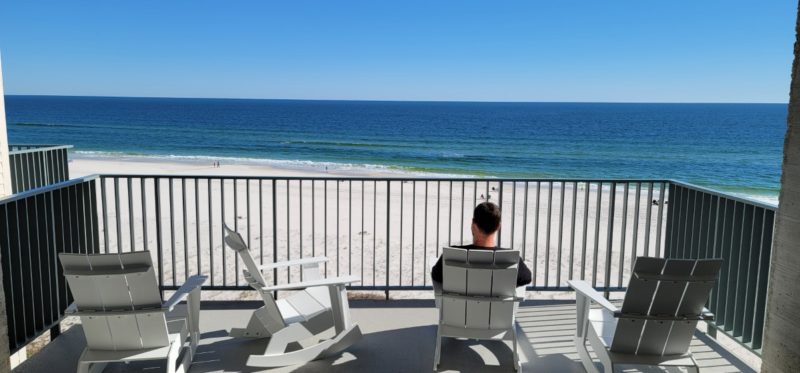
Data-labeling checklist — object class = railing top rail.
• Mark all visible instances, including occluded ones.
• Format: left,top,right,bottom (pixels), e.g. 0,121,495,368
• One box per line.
9,144,74,154
667,179,778,211
96,174,672,183
0,174,98,204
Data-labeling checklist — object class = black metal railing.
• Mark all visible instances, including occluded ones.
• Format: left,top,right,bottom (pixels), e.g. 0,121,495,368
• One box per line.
91,176,669,294
665,181,775,355
8,145,72,194
0,176,99,354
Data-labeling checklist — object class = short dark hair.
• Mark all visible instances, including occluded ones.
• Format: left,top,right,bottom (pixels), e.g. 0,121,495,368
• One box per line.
472,202,501,234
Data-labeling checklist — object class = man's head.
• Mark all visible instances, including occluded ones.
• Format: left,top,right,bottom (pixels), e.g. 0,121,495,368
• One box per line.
471,202,501,246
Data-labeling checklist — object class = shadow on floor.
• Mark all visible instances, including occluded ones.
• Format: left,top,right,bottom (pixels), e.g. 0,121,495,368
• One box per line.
12,300,757,373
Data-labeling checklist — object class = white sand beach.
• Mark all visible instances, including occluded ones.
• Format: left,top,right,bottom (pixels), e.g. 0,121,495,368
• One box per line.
69,156,668,301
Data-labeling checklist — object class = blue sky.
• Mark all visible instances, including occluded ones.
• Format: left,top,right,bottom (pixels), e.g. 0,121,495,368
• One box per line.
0,1,795,102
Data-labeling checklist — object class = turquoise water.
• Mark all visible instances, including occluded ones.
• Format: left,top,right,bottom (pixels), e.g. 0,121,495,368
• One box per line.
4,96,786,201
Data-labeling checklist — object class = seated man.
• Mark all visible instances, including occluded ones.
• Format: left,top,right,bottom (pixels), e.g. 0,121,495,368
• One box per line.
431,202,532,287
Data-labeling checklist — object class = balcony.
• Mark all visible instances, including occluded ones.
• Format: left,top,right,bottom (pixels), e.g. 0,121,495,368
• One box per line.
0,175,772,372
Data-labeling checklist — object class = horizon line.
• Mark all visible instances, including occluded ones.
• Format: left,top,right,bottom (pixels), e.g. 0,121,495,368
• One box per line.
3,93,789,105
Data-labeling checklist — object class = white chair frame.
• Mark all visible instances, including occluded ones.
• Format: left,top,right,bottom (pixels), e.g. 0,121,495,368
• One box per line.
223,224,362,367
59,251,206,373
569,257,721,373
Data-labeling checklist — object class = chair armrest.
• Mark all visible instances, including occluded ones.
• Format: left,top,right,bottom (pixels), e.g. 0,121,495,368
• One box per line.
163,275,207,312
700,307,715,321
258,275,360,292
65,303,78,315
568,280,618,313
516,285,526,299
257,257,329,271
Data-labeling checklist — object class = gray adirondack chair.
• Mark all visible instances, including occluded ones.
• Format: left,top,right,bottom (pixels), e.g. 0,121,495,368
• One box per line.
223,224,362,367
568,256,722,373
432,247,525,371
59,251,206,373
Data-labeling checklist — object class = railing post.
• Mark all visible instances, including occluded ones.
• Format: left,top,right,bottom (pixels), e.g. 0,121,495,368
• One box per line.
154,178,164,299
385,181,390,300
272,179,278,299
49,324,60,340
604,182,616,299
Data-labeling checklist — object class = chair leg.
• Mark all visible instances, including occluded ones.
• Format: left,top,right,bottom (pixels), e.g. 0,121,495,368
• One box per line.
511,325,520,372
167,342,182,373
574,335,599,373
587,330,612,373
77,362,104,373
77,349,107,373
229,306,273,338
687,356,701,373
265,323,315,355
433,326,442,371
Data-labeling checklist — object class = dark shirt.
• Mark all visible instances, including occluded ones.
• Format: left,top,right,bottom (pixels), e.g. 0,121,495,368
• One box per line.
431,244,532,287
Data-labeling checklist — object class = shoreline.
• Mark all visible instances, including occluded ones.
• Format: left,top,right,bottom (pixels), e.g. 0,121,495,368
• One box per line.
69,153,780,205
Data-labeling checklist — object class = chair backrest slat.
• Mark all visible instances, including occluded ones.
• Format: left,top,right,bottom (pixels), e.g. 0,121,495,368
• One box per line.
137,313,172,348
663,259,723,355
106,315,145,350
610,257,665,354
81,316,115,349
59,252,169,351
442,248,468,294
224,225,287,333
636,259,695,355
224,224,267,287
619,257,665,314
466,250,494,297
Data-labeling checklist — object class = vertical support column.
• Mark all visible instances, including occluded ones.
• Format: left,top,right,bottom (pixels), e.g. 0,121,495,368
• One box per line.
0,54,15,372
0,56,11,197
762,3,800,372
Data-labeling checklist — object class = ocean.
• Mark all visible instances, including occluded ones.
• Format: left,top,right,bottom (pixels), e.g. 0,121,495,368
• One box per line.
4,95,786,202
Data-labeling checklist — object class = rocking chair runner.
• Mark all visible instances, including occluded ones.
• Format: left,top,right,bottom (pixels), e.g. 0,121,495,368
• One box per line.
223,225,362,367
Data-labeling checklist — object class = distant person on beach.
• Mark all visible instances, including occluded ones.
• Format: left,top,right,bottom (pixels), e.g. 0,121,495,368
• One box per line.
431,202,532,287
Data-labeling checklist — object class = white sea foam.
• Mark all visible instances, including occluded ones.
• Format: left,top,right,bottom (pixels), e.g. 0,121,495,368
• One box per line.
72,150,473,178
72,150,781,206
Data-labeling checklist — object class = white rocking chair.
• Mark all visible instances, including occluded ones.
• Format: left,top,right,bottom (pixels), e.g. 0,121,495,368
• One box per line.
568,256,722,373
59,251,206,373
432,247,525,371
223,224,362,367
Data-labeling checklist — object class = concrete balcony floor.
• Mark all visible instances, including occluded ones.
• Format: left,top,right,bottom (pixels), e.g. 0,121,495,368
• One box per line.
13,299,755,373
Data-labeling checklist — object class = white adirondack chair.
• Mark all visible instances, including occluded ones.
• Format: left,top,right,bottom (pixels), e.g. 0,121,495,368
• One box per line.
432,247,525,371
568,256,722,373
223,224,362,367
59,251,206,373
